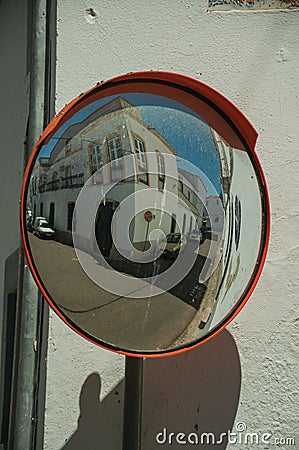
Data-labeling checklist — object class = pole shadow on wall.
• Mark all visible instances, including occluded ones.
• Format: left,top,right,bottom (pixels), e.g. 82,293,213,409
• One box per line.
61,329,241,450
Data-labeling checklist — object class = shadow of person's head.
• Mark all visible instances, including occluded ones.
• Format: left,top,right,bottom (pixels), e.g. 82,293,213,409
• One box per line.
79,372,102,420
62,372,122,450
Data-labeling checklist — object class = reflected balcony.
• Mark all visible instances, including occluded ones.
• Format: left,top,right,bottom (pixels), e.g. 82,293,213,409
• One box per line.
61,173,85,189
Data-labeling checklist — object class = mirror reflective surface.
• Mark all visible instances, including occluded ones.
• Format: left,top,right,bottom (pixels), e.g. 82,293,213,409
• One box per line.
22,79,268,355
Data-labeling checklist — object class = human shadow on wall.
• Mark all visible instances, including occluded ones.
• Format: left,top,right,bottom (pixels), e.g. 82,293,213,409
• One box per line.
61,373,123,450
61,330,240,450
142,329,241,450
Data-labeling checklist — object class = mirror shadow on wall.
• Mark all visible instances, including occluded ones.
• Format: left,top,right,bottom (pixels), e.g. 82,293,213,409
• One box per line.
60,330,241,450
24,93,264,354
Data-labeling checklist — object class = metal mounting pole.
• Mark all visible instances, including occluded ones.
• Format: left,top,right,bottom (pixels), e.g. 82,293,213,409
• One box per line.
122,356,144,450
7,0,54,448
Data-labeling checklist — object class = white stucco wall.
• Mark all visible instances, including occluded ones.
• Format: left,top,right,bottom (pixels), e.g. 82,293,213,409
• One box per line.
43,1,299,449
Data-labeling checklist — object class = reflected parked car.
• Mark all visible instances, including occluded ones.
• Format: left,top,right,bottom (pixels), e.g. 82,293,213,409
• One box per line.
161,233,187,259
187,229,202,243
33,217,55,239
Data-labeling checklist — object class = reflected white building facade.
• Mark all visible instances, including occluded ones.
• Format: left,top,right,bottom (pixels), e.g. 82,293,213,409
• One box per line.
29,97,207,254
207,129,262,330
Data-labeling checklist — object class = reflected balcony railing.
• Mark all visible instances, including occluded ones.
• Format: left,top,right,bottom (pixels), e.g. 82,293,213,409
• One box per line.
61,173,84,189
38,183,47,193
38,180,60,192
37,173,85,192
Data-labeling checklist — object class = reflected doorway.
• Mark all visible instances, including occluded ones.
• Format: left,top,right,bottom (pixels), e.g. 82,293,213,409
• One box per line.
95,202,115,257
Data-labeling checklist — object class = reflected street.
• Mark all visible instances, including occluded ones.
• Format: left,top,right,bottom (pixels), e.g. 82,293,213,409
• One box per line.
29,233,216,351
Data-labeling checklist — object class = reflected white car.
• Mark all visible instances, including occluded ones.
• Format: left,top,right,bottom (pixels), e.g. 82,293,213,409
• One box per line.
34,219,55,239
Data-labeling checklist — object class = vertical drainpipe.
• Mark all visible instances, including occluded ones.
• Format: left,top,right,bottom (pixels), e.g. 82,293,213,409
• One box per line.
7,0,55,448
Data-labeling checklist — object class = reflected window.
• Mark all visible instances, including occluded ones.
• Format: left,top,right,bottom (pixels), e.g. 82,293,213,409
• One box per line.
107,135,124,182
67,202,75,231
39,174,47,193
107,136,122,167
52,171,59,190
171,213,177,234
189,216,193,232
133,135,149,185
89,144,102,175
65,138,71,154
156,151,165,190
40,202,43,216
66,165,72,176
49,202,55,228
64,165,76,189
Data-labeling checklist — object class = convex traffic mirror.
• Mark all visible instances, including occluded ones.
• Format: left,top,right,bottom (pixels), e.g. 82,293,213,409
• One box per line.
21,72,270,356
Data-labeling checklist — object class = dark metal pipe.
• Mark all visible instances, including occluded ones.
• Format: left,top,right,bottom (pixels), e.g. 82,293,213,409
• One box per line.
122,357,144,450
7,0,54,448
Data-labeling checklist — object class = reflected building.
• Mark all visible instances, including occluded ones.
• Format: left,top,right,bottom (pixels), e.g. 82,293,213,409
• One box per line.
203,195,224,242
206,129,262,331
29,97,207,255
